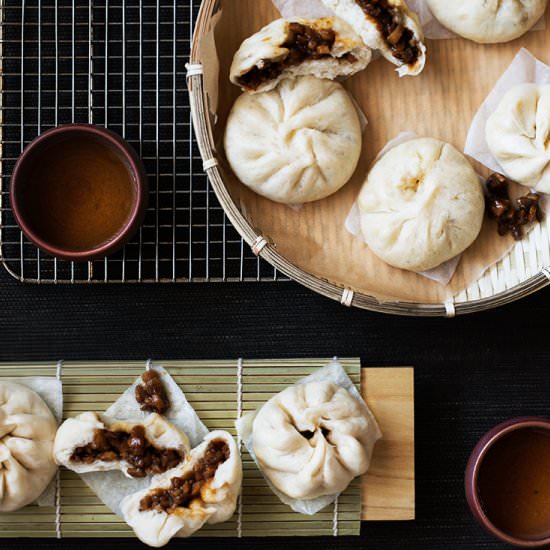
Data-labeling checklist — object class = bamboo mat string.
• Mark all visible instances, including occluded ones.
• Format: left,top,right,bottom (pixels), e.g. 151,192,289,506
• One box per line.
333,497,339,537
236,357,244,538
55,360,63,539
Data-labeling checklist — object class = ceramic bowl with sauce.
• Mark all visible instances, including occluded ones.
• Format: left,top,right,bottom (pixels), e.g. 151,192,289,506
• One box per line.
10,124,147,261
465,417,550,547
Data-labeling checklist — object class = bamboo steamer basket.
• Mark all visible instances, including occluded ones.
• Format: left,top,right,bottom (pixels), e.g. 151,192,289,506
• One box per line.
188,0,550,317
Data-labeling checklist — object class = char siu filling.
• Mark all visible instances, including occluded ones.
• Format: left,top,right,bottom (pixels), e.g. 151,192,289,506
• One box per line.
135,369,170,415
70,425,183,478
238,22,356,90
355,0,420,65
139,440,230,514
300,427,331,440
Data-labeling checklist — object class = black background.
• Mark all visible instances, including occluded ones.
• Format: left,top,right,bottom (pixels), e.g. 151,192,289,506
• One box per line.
2,0,548,546
2,273,548,549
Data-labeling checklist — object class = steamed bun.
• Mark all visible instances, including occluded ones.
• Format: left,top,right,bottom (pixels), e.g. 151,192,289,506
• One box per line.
426,0,548,44
121,431,242,548
230,17,372,93
252,381,380,500
224,76,362,204
54,411,190,478
0,381,58,511
320,0,426,76
486,83,550,193
358,138,484,272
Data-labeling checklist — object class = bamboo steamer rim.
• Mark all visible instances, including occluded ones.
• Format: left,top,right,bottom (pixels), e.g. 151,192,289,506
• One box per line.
188,0,550,317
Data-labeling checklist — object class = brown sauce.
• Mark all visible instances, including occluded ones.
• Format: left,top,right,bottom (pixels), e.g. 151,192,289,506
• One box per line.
70,425,183,478
478,428,550,540
355,0,420,65
238,22,355,91
139,439,230,513
19,134,135,251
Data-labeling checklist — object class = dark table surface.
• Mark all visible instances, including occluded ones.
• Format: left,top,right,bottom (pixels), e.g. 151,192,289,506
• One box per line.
1,269,548,550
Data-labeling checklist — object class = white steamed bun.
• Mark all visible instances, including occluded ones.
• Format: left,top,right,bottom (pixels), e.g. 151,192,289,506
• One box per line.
358,137,484,272
426,0,548,44
486,83,550,193
252,381,380,500
224,76,362,204
0,381,58,511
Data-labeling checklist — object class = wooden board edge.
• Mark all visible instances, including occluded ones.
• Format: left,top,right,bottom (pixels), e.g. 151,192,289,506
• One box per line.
361,367,415,521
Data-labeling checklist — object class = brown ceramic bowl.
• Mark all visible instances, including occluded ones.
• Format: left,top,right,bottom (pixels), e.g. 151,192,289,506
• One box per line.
465,417,550,547
10,124,148,262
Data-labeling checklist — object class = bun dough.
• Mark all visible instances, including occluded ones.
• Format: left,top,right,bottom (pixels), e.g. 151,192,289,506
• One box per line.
54,411,190,477
0,381,58,511
320,0,426,76
358,138,484,272
426,0,548,44
224,76,362,204
121,431,242,547
486,84,550,193
252,381,379,500
230,17,372,93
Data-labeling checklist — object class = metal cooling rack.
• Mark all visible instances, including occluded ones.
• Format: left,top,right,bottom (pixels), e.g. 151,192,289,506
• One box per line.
0,0,285,283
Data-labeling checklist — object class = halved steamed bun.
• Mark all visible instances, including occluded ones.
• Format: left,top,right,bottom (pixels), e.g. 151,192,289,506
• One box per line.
54,411,190,478
426,0,548,44
320,0,426,76
0,381,58,511
358,138,484,272
121,431,242,548
224,76,362,204
230,17,372,93
486,83,550,193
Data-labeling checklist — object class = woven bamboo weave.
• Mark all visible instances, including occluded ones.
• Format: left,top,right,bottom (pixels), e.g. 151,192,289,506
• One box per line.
0,359,362,538
188,0,550,317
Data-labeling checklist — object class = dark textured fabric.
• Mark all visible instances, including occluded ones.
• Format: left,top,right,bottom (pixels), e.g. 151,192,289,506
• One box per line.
1,2,546,547
0,270,548,549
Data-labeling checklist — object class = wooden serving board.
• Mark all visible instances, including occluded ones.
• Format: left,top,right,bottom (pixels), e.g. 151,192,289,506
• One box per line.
362,367,415,521
0,359,414,538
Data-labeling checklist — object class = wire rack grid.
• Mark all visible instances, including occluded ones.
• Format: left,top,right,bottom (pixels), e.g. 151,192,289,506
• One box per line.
0,0,285,283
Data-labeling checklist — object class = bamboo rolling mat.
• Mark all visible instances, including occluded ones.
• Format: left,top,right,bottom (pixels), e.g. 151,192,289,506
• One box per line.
0,359,414,538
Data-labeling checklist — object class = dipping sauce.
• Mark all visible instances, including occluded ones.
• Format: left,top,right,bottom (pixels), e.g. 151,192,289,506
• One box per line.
18,134,136,252
478,428,550,540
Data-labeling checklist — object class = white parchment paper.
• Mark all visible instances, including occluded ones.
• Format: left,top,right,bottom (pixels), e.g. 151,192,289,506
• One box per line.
236,359,381,515
272,0,332,18
344,132,464,286
79,365,209,518
3,377,63,507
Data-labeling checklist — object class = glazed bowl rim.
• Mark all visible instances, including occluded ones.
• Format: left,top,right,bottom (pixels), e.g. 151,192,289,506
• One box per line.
465,416,550,547
10,123,147,261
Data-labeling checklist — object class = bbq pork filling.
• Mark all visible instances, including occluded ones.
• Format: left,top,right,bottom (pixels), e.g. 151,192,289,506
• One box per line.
70,425,184,478
135,370,170,414
237,22,356,91
355,0,420,65
139,440,230,513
